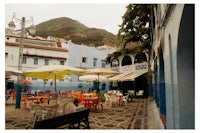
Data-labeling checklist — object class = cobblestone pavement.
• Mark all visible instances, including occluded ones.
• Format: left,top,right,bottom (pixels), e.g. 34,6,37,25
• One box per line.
5,98,159,129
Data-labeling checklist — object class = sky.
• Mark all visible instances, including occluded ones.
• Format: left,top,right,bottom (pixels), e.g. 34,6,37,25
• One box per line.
5,3,127,35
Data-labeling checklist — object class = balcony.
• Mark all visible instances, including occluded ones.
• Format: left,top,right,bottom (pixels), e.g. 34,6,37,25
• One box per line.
135,62,148,70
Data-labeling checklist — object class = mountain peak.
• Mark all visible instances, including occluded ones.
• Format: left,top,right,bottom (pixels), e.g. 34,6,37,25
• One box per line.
34,17,117,47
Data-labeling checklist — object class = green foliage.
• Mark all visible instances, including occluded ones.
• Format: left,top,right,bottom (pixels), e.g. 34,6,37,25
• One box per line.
99,91,105,102
109,4,152,64
117,4,151,49
106,41,147,63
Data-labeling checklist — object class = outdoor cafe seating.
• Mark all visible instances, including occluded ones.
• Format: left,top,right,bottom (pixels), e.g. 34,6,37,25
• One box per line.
106,90,130,107
5,90,17,105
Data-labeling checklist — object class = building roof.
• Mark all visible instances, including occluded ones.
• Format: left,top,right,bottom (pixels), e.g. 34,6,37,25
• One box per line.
5,42,68,52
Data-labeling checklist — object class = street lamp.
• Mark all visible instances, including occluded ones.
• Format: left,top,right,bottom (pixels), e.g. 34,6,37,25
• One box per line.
8,14,36,108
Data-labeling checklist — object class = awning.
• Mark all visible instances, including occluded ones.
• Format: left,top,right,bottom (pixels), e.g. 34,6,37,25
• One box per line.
109,72,131,82
120,70,148,81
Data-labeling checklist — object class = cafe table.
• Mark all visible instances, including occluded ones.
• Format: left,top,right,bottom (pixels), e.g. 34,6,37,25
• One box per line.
83,97,98,111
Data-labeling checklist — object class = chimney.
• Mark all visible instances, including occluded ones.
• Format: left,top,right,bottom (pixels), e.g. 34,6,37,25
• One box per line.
56,39,62,47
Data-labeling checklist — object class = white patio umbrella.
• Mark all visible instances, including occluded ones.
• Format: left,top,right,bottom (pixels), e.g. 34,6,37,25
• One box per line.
84,68,121,77
84,68,121,88
79,75,108,82
24,64,86,92
5,66,23,77
83,68,121,111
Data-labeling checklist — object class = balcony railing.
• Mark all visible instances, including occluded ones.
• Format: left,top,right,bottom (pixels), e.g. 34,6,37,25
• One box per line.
111,62,148,72
135,63,148,70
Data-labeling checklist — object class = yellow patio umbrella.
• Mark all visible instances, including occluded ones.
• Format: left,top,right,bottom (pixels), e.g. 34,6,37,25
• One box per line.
24,64,86,92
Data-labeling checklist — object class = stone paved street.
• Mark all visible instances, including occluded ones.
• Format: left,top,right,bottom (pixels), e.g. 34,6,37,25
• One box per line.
5,98,164,129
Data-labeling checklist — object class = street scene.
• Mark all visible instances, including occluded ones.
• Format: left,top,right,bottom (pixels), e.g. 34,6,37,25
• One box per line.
5,3,195,130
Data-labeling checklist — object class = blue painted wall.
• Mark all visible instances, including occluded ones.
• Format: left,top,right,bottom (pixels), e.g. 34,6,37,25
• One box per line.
176,5,195,129
151,5,194,129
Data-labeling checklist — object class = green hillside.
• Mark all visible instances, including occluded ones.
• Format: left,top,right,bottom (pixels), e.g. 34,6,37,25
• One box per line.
35,17,117,47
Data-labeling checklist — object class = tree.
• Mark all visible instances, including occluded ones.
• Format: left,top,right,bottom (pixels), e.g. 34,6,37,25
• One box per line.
116,4,154,98
117,4,151,49
107,4,152,63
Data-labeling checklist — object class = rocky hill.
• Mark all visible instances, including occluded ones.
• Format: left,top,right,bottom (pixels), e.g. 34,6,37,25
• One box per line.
34,17,118,47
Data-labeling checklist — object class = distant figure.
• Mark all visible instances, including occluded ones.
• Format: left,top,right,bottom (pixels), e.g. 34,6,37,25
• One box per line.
102,83,106,91
73,98,79,107
88,88,91,93
9,88,13,94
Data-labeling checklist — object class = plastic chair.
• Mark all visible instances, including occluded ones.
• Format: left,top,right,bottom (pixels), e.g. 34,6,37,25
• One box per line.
91,92,98,97
109,94,117,107
57,101,68,115
127,90,135,101
11,92,16,104
31,104,49,128
104,93,110,105
49,99,57,105
48,105,59,118
136,90,144,97
121,94,129,106
22,96,27,108
66,102,77,114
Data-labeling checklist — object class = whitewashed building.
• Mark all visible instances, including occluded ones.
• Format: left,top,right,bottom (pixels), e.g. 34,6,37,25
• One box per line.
66,40,115,69
62,40,117,90
149,4,194,129
5,34,117,91
5,36,68,72
5,35,68,91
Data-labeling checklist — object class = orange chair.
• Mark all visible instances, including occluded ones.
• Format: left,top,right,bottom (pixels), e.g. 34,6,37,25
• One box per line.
91,92,98,98
77,93,81,102
10,92,16,104
12,92,16,100
23,96,27,108
67,91,73,97
80,94,85,103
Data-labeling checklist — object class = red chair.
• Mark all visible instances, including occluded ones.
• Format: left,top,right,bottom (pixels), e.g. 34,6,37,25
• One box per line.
23,96,27,108
83,98,93,111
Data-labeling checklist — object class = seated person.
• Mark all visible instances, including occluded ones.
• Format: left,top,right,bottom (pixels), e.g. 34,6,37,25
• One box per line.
73,98,84,111
73,98,79,107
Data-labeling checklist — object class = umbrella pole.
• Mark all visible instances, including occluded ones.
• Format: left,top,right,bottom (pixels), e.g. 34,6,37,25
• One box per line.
54,74,57,105
54,74,56,93
96,73,102,112
43,80,45,92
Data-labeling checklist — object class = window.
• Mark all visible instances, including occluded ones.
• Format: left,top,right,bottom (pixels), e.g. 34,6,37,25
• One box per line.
122,55,132,66
34,57,38,65
101,60,106,68
59,79,64,82
32,78,37,80
82,57,87,63
22,56,27,64
93,58,97,67
60,60,65,65
5,53,8,59
111,59,119,67
134,53,147,63
44,58,49,65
